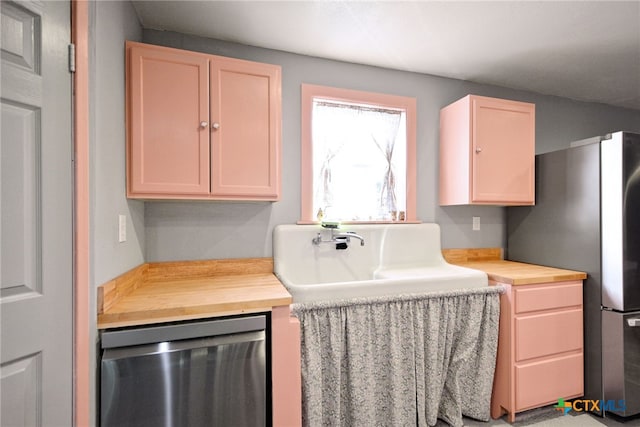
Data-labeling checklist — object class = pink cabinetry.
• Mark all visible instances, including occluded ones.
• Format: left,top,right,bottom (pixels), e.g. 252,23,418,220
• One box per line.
126,41,281,200
439,95,535,206
271,306,302,427
491,281,584,422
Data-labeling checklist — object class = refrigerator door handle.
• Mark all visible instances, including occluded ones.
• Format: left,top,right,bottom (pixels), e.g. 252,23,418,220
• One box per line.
627,318,640,327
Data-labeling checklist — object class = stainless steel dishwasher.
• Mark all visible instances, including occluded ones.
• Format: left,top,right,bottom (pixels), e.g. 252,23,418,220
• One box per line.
100,315,267,427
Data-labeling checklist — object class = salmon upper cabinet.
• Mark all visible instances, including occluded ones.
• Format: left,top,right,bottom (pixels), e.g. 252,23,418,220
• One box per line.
126,41,282,200
439,95,535,206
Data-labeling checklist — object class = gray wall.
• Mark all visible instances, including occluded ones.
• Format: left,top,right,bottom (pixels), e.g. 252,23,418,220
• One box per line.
92,2,144,287
90,0,142,423
142,29,640,262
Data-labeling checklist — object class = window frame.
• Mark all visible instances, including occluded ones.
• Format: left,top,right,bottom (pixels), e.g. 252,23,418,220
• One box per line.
300,83,417,223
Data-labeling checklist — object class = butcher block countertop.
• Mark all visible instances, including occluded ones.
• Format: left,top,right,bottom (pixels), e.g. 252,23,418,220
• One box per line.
97,258,292,329
453,260,587,285
442,248,587,285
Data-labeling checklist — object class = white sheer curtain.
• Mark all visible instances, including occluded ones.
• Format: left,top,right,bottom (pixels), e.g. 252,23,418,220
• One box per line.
312,100,406,221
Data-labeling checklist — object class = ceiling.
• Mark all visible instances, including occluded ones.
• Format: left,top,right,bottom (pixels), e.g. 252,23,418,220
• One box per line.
131,1,640,110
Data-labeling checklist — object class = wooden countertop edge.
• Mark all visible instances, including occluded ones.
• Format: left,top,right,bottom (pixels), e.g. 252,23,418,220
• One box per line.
97,297,291,329
486,272,587,285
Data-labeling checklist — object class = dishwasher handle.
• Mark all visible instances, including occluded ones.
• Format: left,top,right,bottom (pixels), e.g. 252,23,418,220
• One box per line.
102,330,265,361
101,314,266,349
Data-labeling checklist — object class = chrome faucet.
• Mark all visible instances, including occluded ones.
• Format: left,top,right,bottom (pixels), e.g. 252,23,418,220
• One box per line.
332,231,365,246
312,227,365,248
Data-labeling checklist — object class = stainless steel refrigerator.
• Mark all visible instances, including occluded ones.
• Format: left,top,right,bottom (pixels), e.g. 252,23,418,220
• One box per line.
507,131,640,418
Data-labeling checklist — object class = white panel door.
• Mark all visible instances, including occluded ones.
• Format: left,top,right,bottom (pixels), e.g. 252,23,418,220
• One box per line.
1,1,73,425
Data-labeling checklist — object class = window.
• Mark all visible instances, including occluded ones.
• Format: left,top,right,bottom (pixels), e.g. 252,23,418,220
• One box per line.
301,84,416,223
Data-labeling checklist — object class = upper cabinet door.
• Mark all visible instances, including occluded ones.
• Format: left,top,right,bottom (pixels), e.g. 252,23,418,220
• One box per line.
439,95,535,206
126,41,282,201
128,42,210,196
210,58,281,199
471,96,535,204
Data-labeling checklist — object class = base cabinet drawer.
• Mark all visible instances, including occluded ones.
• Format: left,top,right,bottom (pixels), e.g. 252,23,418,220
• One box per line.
515,310,583,361
514,281,582,313
515,353,583,410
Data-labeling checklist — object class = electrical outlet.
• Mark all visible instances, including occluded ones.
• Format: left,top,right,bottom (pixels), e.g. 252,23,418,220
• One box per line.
118,215,127,242
472,216,480,231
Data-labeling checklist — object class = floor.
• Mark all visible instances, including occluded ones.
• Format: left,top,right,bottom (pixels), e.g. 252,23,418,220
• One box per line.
433,404,640,426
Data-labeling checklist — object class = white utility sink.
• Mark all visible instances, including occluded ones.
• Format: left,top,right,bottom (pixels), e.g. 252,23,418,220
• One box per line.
273,223,487,303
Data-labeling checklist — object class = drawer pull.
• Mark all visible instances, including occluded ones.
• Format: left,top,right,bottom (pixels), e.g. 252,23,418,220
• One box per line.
627,318,640,327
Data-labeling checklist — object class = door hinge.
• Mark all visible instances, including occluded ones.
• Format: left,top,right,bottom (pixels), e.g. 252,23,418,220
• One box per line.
68,43,76,73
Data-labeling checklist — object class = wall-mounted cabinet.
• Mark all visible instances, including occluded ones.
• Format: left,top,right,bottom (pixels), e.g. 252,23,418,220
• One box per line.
126,41,281,200
439,95,535,206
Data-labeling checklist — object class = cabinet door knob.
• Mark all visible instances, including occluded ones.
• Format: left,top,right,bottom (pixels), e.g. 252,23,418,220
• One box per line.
200,121,208,128
212,122,220,130
475,147,483,153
